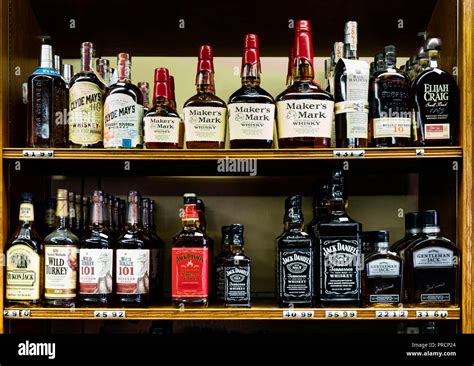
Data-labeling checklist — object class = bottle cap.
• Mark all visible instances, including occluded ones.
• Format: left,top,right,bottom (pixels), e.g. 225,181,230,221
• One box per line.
141,197,150,207
154,67,169,83
405,212,421,230
183,193,197,205
286,194,303,223
54,55,62,73
333,42,344,65
128,190,139,204
197,45,214,73
231,224,244,246
242,34,260,71
344,21,358,51
422,210,440,227
330,170,345,200
57,189,68,201
39,44,54,69
221,225,232,246
294,20,314,65
92,190,103,203
374,230,390,243
20,192,33,203
415,46,427,60
425,37,443,51
68,192,75,202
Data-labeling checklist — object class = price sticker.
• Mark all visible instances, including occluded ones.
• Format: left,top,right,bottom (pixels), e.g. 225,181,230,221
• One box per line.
333,150,365,158
416,310,448,319
3,309,21,318
325,310,357,318
415,149,425,157
375,310,408,319
94,311,126,319
282,310,315,319
22,150,54,158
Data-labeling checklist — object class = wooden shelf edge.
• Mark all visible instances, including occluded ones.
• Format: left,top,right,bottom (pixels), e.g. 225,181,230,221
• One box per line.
1,147,464,161
3,307,461,320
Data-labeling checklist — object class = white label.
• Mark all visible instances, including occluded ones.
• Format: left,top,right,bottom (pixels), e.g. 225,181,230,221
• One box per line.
228,103,275,141
413,247,455,268
94,310,126,319
184,106,227,142
104,93,144,148
276,100,334,138
22,150,54,158
282,310,314,319
375,310,408,318
425,124,450,140
325,310,357,318
6,244,41,301
416,310,448,319
416,149,425,156
373,118,411,138
333,149,365,158
44,245,78,299
116,249,150,294
79,249,113,294
367,259,401,277
143,116,181,144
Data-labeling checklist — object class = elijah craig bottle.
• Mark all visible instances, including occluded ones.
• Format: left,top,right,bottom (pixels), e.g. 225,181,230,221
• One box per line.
317,171,362,306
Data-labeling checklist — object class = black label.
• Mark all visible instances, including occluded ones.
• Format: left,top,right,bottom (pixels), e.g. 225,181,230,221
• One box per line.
278,249,313,299
224,265,250,302
370,294,400,303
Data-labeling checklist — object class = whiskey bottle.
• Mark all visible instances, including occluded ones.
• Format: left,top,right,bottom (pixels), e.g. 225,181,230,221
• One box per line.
116,191,151,307
27,42,68,147
318,170,362,306
82,196,90,236
43,197,57,238
150,199,165,298
307,183,329,238
169,75,177,111
106,194,115,235
224,224,251,308
44,189,80,307
104,53,144,149
370,46,412,147
79,191,114,306
412,38,458,146
406,210,459,306
68,42,107,148
183,45,227,149
390,212,422,253
62,64,74,86
137,81,150,114
143,68,183,149
334,21,370,148
75,194,84,238
68,192,77,235
328,42,344,94
228,34,275,149
368,53,385,146
215,225,232,302
6,193,43,306
96,59,110,87
276,20,334,148
362,230,403,307
171,193,211,307
276,194,314,307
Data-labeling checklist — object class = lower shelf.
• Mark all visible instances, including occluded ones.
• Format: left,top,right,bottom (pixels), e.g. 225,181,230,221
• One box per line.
3,305,461,320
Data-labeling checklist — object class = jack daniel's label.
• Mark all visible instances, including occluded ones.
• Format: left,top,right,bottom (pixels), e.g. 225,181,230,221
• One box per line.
183,107,226,142
172,248,209,298
321,239,361,296
413,246,455,267
225,265,250,302
278,249,313,299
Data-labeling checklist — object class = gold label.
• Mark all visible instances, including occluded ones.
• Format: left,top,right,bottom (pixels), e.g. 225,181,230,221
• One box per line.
19,203,34,222
69,81,104,145
6,244,41,301
44,245,78,299
56,199,68,218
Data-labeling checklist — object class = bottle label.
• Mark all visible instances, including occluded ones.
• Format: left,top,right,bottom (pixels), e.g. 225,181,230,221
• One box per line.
321,238,361,296
183,107,227,142
69,81,104,145
215,263,225,300
104,93,144,148
370,294,400,303
373,117,411,138
6,244,41,301
335,59,369,139
45,208,55,226
116,249,150,294
413,246,455,268
19,203,34,222
172,248,209,298
424,124,450,140
143,116,181,144
79,248,113,294
278,249,313,299
228,103,275,141
420,293,450,302
225,265,251,303
367,258,401,277
44,245,78,299
276,100,334,139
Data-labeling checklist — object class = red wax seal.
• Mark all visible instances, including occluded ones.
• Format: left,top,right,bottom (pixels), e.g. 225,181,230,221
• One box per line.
197,45,214,73
242,34,261,72
153,67,170,100
294,20,314,66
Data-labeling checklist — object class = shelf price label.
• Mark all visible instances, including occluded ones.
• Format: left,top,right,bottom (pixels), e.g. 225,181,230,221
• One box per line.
333,150,365,158
94,311,126,319
3,309,30,318
375,310,408,319
22,150,54,158
325,310,357,319
416,310,448,319
415,149,425,157
282,310,314,319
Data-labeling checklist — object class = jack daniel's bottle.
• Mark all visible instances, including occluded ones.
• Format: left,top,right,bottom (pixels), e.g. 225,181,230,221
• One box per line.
317,171,362,306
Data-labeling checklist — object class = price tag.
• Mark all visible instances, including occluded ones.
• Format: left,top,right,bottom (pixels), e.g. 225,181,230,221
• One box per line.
22,150,54,158
94,311,126,319
333,150,365,158
325,310,357,318
375,310,408,319
3,309,21,318
282,310,314,319
416,310,448,319
415,149,425,157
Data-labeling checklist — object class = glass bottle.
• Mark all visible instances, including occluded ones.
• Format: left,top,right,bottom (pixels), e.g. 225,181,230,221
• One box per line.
307,183,329,238
169,75,177,112
104,53,144,149
43,197,57,238
368,53,385,146
215,225,232,302
82,196,90,236
96,59,110,87
137,81,150,114
44,189,80,307
276,20,334,148
183,45,227,149
228,34,275,149
391,212,422,253
74,194,83,238
68,192,76,235
79,190,114,306
6,192,43,307
286,47,294,87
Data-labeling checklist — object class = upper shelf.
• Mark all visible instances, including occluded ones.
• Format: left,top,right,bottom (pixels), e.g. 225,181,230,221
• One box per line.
26,0,441,57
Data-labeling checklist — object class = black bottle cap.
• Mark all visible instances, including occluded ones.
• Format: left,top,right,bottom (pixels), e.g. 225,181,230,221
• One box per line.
183,193,197,205
330,170,345,200
230,224,244,246
405,212,421,230
221,225,232,246
425,37,443,51
197,198,205,213
384,45,396,65
286,194,303,224
364,230,389,243
20,192,33,203
422,210,440,227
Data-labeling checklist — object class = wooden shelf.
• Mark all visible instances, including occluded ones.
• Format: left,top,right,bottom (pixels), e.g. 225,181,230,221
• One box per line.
2,147,463,161
3,306,461,320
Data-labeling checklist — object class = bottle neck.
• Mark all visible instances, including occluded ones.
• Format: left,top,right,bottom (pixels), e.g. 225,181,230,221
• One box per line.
81,50,93,73
196,70,215,94
127,202,140,229
56,199,69,229
293,59,314,82
118,59,131,83
230,244,244,254
19,202,35,225
344,43,358,60
39,45,54,69
91,201,105,229
153,82,171,107
142,206,151,231
375,242,389,253
241,63,260,86
428,51,440,69
328,199,346,214
423,226,440,235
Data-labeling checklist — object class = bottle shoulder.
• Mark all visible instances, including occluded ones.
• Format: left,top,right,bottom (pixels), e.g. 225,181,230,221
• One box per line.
106,82,143,103
70,72,107,91
413,68,458,88
7,231,43,253
183,93,227,108
278,229,312,247
44,228,80,245
276,81,334,102
365,251,402,263
80,230,114,248
407,234,458,253
172,227,209,247
145,104,180,118
228,85,275,104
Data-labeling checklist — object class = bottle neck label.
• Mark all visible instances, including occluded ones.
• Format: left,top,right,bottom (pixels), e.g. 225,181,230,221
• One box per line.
79,248,113,294
19,203,34,222
6,244,41,301
172,248,209,298
143,116,181,144
228,103,275,142
183,106,227,143
115,249,150,294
